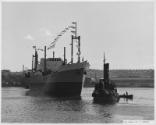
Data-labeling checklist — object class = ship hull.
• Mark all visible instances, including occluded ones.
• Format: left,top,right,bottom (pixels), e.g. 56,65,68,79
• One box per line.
44,68,85,97
22,62,88,97
92,89,120,103
93,95,119,103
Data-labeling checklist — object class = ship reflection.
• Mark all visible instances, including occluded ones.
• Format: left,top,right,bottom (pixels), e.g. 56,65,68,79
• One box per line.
53,96,82,101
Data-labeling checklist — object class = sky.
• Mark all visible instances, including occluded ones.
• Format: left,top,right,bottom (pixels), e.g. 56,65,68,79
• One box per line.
2,2,154,71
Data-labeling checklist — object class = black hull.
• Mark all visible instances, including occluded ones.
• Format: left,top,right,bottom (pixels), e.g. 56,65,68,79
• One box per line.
23,68,86,97
93,95,120,104
44,68,85,97
92,89,119,104
45,82,82,97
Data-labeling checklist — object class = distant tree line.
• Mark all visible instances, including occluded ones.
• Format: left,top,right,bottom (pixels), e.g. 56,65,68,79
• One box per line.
2,70,24,87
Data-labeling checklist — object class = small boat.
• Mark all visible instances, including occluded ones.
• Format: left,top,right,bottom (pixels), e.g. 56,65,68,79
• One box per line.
119,94,133,99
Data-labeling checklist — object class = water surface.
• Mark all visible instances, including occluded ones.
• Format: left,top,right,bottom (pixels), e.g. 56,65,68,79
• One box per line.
1,87,154,123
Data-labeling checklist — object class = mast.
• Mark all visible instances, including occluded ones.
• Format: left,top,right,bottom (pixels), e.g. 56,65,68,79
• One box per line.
75,21,77,37
32,45,37,71
64,47,66,64
53,51,55,58
78,36,81,63
71,21,81,63
103,52,105,79
71,35,74,63
44,46,47,73
32,55,34,72
34,49,38,71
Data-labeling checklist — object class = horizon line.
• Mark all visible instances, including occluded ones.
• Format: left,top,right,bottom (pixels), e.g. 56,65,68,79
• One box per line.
1,68,154,72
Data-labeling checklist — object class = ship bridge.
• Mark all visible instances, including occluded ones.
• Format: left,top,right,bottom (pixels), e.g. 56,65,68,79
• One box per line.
46,58,62,61
37,58,63,72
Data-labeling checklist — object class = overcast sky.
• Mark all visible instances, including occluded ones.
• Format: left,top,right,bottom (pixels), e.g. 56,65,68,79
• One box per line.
2,2,154,71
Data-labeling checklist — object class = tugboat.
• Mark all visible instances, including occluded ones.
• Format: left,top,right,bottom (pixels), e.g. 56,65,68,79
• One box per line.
92,53,119,103
119,92,133,100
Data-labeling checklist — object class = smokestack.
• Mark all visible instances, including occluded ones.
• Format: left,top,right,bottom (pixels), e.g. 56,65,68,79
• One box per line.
104,63,109,84
53,51,55,58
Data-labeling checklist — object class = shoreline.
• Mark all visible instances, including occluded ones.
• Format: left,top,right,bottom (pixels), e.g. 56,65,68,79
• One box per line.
83,86,154,88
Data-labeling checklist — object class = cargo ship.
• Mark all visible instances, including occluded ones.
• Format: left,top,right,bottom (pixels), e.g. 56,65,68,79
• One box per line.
23,22,89,97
